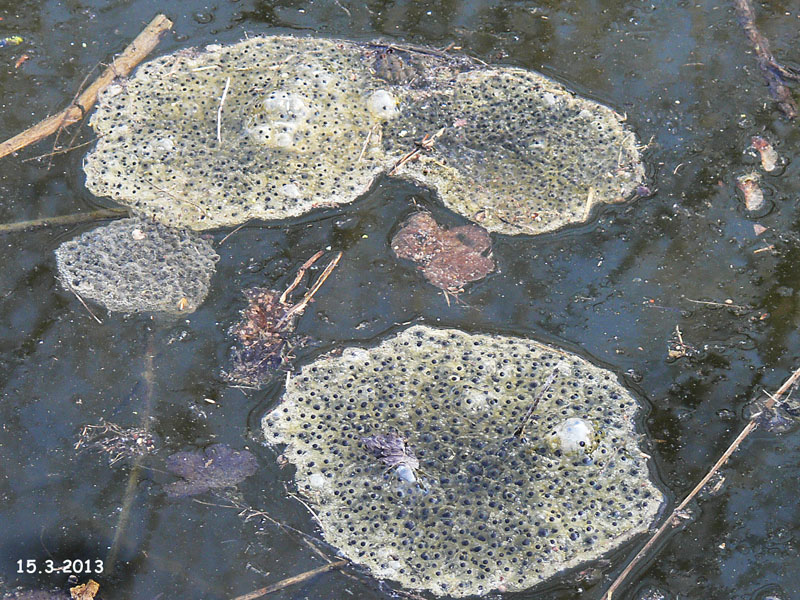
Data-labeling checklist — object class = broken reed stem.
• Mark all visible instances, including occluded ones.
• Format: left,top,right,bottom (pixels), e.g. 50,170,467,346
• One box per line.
732,0,798,119
357,123,379,162
602,365,800,600
0,208,128,233
106,334,158,570
389,127,446,175
282,251,343,323
230,560,348,600
0,14,173,159
69,287,103,324
279,250,325,305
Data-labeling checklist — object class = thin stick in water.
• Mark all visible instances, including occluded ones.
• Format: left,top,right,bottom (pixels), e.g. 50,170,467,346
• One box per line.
0,14,173,159
732,0,799,119
0,208,128,234
281,251,343,323
602,365,800,599
68,288,103,324
106,336,158,569
230,560,348,600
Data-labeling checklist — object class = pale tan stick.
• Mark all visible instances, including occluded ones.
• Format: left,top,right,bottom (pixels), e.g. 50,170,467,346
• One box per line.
68,288,103,324
602,365,800,599
230,560,348,600
217,221,250,247
279,250,325,305
0,14,173,159
281,251,343,322
0,208,128,233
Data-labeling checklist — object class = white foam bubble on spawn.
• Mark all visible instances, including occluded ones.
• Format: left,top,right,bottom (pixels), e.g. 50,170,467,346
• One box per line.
309,473,326,488
367,90,399,120
551,417,595,454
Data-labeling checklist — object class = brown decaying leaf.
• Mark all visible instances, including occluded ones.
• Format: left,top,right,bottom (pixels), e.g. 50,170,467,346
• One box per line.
391,212,495,293
69,580,99,600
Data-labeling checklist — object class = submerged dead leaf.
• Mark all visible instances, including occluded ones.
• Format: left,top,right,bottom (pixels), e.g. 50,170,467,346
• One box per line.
69,580,99,600
225,287,290,385
165,444,258,497
391,212,495,293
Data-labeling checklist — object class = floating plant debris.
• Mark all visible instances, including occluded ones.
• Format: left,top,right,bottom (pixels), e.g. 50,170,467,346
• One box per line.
54,217,218,314
225,251,342,387
264,325,665,597
2,592,69,600
68,580,99,600
361,433,420,483
751,136,779,172
83,36,644,235
391,212,494,294
75,420,157,466
165,444,258,497
736,172,765,212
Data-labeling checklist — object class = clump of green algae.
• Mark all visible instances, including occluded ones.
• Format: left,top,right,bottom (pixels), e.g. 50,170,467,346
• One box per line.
263,325,665,597
84,37,644,235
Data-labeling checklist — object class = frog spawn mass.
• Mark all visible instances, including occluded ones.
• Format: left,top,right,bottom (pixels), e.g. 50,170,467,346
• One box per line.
84,37,644,235
263,325,665,597
54,217,218,314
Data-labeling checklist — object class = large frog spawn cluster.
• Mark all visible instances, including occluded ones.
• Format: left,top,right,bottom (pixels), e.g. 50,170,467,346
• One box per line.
84,36,644,235
263,325,665,597
54,217,218,314
384,68,644,234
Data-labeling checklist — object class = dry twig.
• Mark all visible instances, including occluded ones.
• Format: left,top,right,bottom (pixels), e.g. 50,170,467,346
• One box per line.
0,14,173,159
389,127,445,175
733,0,799,119
230,560,348,600
0,208,128,234
602,365,800,599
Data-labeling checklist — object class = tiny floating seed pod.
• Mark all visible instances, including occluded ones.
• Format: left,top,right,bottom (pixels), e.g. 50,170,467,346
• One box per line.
736,173,765,212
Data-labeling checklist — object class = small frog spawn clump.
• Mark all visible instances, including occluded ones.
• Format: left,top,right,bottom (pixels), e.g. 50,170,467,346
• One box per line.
264,325,665,597
54,217,218,314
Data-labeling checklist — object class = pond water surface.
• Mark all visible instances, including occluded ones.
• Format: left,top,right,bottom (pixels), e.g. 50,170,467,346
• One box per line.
1,1,800,599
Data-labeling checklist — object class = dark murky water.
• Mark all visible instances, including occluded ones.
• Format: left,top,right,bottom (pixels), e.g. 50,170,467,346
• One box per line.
1,1,800,599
